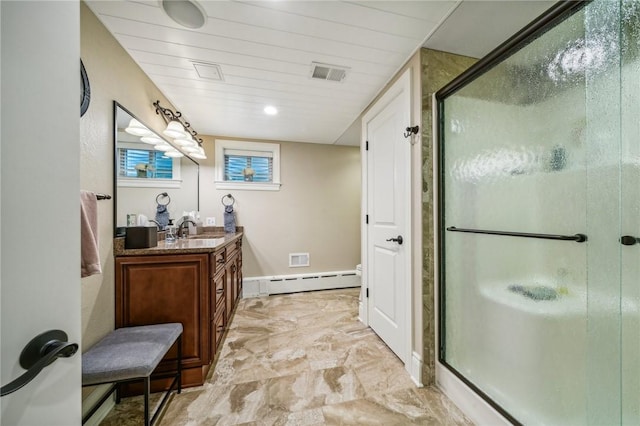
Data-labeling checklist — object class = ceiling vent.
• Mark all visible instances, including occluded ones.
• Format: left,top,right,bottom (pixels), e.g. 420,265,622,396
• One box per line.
193,62,224,81
310,62,349,83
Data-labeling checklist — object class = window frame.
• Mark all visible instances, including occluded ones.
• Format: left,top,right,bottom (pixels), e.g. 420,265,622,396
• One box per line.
215,139,281,191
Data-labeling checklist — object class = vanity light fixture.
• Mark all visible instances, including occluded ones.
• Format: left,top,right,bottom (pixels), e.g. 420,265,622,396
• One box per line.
163,120,187,139
190,146,207,160
165,149,185,158
140,135,164,145
154,143,174,152
125,118,153,137
153,100,207,160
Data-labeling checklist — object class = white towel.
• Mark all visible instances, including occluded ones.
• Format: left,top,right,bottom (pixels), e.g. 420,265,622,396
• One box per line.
81,190,102,278
137,214,149,226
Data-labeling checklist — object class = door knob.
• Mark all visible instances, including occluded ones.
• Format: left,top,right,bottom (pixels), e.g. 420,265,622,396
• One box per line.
620,235,639,246
386,235,403,245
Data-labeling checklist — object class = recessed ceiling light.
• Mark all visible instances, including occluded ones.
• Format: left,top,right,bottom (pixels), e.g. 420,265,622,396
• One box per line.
161,0,207,29
264,105,278,116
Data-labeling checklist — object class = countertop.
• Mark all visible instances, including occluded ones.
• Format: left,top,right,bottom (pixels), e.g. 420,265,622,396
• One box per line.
114,230,243,256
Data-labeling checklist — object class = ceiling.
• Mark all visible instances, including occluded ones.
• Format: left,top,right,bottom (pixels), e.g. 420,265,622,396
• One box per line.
87,0,554,146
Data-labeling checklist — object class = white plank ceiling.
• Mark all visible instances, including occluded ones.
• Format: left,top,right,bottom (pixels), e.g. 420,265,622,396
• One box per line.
86,0,554,145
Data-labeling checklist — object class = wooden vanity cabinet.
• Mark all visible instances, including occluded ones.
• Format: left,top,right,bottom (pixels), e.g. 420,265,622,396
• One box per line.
115,253,209,390
115,236,243,391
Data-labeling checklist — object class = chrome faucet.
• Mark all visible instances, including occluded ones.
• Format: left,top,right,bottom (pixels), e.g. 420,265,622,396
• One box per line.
177,219,197,239
148,219,161,229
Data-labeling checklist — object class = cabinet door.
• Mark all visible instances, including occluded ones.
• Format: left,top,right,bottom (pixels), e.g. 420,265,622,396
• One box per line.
235,252,243,302
211,270,225,321
115,254,209,371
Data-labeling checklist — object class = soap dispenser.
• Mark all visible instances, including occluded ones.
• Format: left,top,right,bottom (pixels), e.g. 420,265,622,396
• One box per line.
165,219,176,243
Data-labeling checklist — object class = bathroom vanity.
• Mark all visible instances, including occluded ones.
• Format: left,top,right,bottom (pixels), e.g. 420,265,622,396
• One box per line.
113,230,243,392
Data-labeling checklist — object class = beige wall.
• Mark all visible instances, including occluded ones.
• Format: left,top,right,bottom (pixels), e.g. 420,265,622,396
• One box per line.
198,136,361,277
80,0,361,362
80,1,185,352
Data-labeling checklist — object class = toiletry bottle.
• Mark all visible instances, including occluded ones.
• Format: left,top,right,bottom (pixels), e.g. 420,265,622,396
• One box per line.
165,219,176,242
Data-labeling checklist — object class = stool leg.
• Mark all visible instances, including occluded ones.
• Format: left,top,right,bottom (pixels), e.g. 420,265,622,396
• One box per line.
177,335,182,394
144,376,150,426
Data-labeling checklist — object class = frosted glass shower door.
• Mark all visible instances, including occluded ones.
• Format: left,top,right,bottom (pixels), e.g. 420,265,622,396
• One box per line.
437,1,639,424
619,2,640,424
585,2,639,424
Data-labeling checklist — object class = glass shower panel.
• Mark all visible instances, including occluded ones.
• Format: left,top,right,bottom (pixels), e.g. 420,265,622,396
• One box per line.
620,2,640,424
441,7,590,425
583,2,623,424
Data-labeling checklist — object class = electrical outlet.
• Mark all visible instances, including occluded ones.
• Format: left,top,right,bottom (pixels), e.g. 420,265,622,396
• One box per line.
205,217,216,226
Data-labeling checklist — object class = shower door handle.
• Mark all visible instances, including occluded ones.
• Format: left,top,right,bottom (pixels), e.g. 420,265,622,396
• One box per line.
620,235,639,246
386,235,403,245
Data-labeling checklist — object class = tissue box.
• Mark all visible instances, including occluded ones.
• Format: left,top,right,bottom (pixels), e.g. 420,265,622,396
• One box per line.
125,226,158,249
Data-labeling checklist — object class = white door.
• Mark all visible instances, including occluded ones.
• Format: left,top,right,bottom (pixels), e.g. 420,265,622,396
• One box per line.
363,70,411,363
1,2,81,424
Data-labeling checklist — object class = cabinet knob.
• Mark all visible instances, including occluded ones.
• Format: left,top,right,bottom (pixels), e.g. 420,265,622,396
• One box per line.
217,326,224,332
216,288,223,294
216,258,225,264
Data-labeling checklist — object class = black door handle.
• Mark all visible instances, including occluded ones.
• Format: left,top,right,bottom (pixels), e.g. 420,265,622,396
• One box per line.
386,235,403,245
621,235,639,246
0,330,78,397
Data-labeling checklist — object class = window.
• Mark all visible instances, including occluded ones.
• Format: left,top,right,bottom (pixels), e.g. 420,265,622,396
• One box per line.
118,148,173,179
215,140,280,191
117,144,182,188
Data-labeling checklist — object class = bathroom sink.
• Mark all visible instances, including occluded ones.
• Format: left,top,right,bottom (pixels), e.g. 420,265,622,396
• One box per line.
187,233,226,239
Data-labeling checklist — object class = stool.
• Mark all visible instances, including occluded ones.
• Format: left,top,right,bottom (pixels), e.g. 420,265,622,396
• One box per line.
81,323,183,426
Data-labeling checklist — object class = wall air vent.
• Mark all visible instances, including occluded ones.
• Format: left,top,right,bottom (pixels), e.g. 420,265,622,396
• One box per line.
310,62,349,83
289,253,310,268
192,62,224,81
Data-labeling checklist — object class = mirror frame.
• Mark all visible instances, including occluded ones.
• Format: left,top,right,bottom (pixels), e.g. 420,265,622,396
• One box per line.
113,101,200,236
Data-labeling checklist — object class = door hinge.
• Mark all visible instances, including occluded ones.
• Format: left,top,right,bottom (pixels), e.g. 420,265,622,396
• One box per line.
365,140,369,151
366,288,369,298
365,214,369,224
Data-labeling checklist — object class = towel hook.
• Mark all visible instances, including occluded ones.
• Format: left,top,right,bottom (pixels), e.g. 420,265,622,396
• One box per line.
156,192,171,206
221,194,235,207
404,126,419,138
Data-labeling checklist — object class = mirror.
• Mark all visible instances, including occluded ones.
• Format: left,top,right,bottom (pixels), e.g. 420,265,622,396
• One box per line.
114,101,199,236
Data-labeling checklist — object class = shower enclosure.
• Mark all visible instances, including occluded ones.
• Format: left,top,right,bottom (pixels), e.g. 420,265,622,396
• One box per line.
436,1,639,424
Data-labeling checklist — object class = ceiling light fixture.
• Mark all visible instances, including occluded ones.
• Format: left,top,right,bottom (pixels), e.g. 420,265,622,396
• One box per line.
153,100,207,160
264,105,278,116
160,0,207,29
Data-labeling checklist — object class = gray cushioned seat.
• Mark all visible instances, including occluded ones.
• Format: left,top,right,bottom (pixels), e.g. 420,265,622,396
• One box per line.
82,323,183,385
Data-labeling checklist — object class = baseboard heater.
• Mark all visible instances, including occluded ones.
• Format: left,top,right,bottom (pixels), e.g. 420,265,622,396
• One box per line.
242,270,360,297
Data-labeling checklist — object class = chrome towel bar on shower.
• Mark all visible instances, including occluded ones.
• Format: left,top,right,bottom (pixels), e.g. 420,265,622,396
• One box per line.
446,226,587,243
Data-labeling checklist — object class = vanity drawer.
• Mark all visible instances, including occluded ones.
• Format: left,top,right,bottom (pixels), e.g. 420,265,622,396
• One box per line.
213,309,225,353
225,243,238,259
210,250,226,277
209,274,225,318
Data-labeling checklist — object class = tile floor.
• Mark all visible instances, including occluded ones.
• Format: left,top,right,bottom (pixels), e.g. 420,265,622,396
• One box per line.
100,288,472,425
